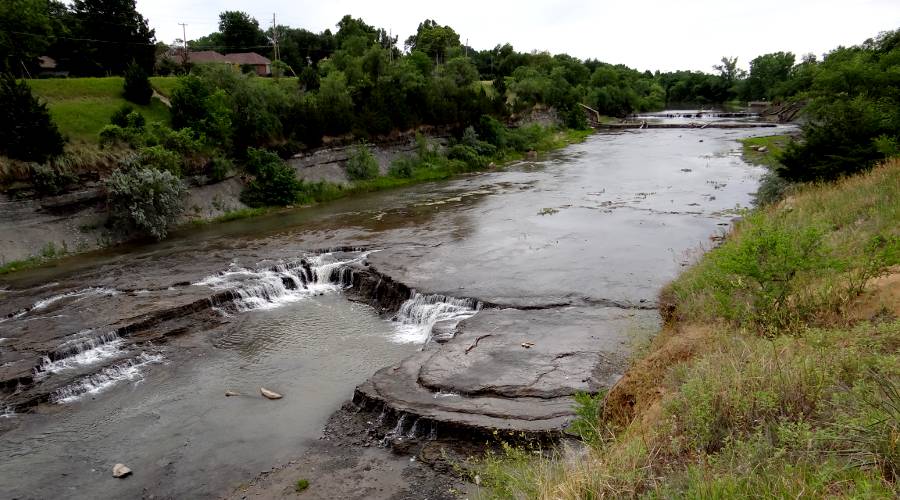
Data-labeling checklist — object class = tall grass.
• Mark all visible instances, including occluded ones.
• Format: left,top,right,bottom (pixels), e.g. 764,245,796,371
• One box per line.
669,159,900,334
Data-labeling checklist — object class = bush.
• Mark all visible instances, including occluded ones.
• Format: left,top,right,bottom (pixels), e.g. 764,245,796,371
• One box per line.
110,104,135,128
106,166,185,240
240,147,302,207
123,61,153,105
137,146,181,176
99,124,133,148
0,74,65,163
447,144,487,170
345,144,380,181
208,156,233,182
389,158,415,178
30,163,75,196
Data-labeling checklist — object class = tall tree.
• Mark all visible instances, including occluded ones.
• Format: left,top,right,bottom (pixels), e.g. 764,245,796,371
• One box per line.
742,52,796,100
218,11,267,54
0,0,52,74
405,20,460,65
69,0,156,75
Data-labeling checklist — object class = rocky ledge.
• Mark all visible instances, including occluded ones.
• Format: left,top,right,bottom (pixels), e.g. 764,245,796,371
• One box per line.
354,306,658,436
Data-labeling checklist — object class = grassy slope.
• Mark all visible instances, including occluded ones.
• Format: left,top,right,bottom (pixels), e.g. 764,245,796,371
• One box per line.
739,134,790,169
28,78,170,143
479,159,900,498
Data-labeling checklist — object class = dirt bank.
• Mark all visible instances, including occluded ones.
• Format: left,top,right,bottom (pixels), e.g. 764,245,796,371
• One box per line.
0,138,441,266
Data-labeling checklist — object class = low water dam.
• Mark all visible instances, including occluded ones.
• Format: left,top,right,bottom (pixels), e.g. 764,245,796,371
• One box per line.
0,114,793,498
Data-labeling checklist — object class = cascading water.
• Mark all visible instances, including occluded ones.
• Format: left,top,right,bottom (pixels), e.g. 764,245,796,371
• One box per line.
3,287,119,321
50,352,164,404
34,331,124,378
195,252,367,312
392,291,481,344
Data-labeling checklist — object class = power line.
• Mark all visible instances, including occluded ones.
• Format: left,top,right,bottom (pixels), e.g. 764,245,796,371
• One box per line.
0,28,274,51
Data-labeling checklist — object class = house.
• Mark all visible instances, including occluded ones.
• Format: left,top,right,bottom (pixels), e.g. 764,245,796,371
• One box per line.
37,56,68,77
223,52,272,76
185,50,229,64
163,50,272,76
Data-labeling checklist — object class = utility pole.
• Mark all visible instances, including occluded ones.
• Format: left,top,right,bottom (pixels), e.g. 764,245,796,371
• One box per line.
178,23,188,66
272,13,279,62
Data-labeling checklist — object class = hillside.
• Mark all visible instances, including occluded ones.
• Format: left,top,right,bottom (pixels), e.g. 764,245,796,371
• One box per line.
27,77,172,143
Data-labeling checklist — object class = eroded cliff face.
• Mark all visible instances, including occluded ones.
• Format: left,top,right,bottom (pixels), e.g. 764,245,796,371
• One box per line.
0,138,444,265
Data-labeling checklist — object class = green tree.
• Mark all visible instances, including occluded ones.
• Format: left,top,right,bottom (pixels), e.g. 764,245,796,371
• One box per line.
240,147,302,206
0,74,65,163
123,61,152,104
0,0,52,74
778,30,900,181
218,11,267,54
69,0,156,75
743,52,796,100
405,20,460,65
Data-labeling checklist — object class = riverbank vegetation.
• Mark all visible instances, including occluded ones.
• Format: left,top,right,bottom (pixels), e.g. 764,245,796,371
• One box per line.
476,157,900,498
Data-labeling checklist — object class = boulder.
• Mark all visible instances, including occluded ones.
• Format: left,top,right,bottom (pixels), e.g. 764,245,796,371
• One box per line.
260,387,283,400
112,463,132,478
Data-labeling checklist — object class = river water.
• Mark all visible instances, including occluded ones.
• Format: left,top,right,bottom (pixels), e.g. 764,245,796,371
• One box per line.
0,117,790,498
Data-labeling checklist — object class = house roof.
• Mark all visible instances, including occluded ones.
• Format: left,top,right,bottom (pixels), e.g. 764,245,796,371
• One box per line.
224,52,271,65
38,56,57,69
187,51,228,64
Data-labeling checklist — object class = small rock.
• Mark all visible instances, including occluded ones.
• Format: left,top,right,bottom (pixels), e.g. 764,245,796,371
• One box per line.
260,387,283,400
112,464,132,478
225,391,241,397
758,146,768,153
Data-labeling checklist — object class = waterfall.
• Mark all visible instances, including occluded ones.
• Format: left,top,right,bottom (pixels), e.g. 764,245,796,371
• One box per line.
392,291,481,344
195,252,367,312
50,352,164,404
34,331,124,378
0,405,13,418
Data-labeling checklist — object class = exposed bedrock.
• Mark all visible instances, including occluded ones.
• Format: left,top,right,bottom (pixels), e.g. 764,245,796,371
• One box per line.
355,306,659,435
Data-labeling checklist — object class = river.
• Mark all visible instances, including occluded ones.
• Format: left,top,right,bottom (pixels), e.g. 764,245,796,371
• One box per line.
0,116,791,498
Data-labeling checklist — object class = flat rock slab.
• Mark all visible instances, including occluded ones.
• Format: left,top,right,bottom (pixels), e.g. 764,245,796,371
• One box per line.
356,307,659,434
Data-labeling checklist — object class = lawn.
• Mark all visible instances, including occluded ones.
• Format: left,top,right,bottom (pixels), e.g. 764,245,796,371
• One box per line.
28,77,171,143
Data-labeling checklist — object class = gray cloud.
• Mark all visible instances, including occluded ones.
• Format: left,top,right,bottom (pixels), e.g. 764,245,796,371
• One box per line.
138,0,900,72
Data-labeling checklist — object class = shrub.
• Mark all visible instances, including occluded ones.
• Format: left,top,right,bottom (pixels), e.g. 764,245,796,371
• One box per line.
105,166,185,240
447,144,487,170
99,124,133,148
110,104,135,128
208,156,233,182
142,123,203,155
30,163,75,196
123,61,153,105
137,146,181,176
389,157,415,178
240,147,302,207
345,144,380,181
0,73,65,163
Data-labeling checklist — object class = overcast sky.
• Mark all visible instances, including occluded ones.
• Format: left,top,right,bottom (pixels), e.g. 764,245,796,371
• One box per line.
137,0,900,73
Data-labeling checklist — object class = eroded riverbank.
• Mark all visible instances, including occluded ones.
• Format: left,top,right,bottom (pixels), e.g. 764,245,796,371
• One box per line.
0,120,791,498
